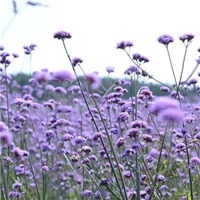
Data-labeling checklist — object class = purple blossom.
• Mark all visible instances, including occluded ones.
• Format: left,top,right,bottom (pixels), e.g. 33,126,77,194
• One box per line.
53,30,72,40
50,70,75,82
132,53,149,63
124,65,140,75
85,72,101,89
196,57,200,65
150,97,180,114
116,41,133,49
12,182,22,190
127,128,141,137
179,33,194,43
158,34,174,46
159,108,183,123
0,45,4,50
71,57,83,67
187,78,198,85
0,121,12,145
117,112,130,122
190,157,200,166
106,66,115,73
115,137,126,147
156,174,166,182
160,86,170,93
23,44,37,54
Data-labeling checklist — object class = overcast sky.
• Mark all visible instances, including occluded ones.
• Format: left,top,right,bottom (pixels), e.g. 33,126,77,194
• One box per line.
1,0,200,83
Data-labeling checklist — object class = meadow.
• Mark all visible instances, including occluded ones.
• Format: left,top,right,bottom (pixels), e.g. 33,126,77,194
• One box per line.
0,32,200,200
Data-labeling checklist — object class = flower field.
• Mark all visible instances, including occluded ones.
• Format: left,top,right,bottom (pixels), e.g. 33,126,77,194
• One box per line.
0,32,200,200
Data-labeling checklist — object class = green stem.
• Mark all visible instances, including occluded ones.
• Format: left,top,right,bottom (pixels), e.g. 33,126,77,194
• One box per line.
166,46,178,89
184,137,194,200
149,123,169,199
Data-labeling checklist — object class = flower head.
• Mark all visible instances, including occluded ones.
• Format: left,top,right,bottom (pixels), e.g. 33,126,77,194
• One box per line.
53,31,72,40
179,33,194,43
158,34,174,46
190,157,200,166
0,121,12,145
85,72,101,89
106,66,115,73
150,97,183,123
150,97,180,114
50,70,75,82
132,53,149,63
71,57,83,67
116,41,133,50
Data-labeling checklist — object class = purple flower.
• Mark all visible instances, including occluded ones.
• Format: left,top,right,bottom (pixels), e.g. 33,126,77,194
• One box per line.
0,45,4,51
81,146,93,154
23,44,37,54
159,108,183,123
142,134,153,142
41,166,49,172
160,86,170,93
158,34,174,46
117,112,130,122
71,57,83,67
12,53,19,58
50,70,75,82
116,41,133,49
127,128,141,137
179,33,194,43
190,157,200,166
0,121,12,145
132,53,149,63
149,149,159,157
106,66,115,73
53,30,72,40
8,191,22,198
74,136,86,145
187,78,198,85
12,182,22,190
115,137,126,147
32,69,50,83
196,57,200,65
124,65,140,75
156,174,166,182
131,120,147,128
150,97,180,114
150,97,183,123
85,72,101,89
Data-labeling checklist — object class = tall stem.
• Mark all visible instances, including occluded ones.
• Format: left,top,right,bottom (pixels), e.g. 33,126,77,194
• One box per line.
166,46,178,89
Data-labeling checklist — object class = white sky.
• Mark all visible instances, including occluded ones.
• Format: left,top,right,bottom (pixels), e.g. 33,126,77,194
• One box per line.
0,0,200,83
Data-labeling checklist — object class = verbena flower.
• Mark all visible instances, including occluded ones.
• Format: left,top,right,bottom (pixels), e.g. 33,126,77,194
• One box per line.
132,53,149,63
150,97,180,114
23,44,37,54
158,34,174,46
85,72,101,89
179,33,194,43
196,57,200,64
116,41,133,49
53,30,72,40
71,57,83,67
159,108,183,123
50,70,75,82
124,65,140,75
106,66,115,73
0,121,12,145
190,157,200,166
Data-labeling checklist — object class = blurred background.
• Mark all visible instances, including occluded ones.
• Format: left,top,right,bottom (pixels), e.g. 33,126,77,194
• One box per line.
0,0,200,83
